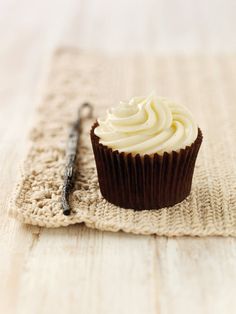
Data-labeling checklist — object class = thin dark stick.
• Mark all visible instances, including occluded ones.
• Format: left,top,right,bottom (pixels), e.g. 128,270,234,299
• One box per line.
62,102,93,215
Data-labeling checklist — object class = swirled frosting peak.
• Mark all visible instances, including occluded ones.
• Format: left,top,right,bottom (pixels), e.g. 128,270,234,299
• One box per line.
94,94,198,155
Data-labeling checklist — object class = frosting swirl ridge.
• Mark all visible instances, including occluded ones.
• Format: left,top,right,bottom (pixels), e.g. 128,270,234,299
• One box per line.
94,95,198,155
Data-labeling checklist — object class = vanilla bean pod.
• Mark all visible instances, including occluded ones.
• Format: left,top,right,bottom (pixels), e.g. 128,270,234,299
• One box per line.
62,102,93,215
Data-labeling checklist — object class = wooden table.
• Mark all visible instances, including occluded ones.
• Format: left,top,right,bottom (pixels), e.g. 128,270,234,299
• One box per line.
1,1,236,313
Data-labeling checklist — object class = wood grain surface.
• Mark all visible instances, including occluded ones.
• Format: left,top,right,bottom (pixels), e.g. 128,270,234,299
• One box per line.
0,0,236,313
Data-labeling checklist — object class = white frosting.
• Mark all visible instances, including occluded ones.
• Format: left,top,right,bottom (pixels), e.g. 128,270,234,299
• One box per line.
94,94,198,155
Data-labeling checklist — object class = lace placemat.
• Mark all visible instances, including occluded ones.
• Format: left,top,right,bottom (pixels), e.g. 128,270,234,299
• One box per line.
10,48,236,236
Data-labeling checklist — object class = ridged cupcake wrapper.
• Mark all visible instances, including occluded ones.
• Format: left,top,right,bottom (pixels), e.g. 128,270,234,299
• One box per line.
90,123,203,210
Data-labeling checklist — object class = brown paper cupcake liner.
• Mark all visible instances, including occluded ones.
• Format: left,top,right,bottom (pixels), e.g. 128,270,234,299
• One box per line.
90,123,203,210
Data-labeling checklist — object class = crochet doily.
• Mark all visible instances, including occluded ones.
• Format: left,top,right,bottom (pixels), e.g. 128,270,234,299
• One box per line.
10,48,236,236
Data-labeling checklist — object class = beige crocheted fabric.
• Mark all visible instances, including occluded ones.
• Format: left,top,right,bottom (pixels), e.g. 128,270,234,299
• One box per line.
10,48,236,236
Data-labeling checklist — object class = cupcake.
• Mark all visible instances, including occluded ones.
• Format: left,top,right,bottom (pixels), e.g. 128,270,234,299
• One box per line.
90,94,202,210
